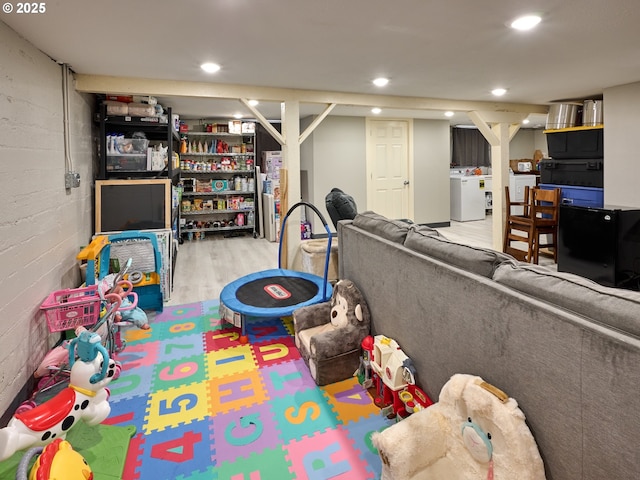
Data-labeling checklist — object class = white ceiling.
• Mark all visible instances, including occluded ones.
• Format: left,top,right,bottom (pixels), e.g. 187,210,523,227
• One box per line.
4,0,639,128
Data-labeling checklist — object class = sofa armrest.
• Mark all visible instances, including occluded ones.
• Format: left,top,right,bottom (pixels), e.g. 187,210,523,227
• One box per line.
308,327,366,359
293,302,332,332
372,407,447,479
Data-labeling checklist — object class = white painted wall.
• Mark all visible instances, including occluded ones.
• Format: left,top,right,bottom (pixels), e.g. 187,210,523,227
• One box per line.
0,21,94,416
302,116,451,232
603,81,640,207
413,119,451,224
302,116,367,234
510,129,547,159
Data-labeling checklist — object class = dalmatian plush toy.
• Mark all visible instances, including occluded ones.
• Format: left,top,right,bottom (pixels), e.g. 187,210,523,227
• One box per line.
372,374,546,480
0,330,116,461
293,279,371,385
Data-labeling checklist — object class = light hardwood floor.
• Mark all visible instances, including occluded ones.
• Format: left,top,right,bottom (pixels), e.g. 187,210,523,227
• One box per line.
167,235,279,306
166,215,554,307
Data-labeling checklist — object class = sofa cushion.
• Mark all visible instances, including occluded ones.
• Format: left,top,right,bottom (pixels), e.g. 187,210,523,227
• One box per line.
409,223,443,238
404,228,514,278
352,211,411,243
493,261,640,337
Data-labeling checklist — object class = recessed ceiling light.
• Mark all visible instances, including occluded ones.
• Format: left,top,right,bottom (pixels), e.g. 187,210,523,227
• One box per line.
492,88,507,97
522,118,530,124
233,113,243,119
371,107,382,114
373,78,389,87
248,100,259,106
444,111,455,117
200,62,221,73
510,15,541,31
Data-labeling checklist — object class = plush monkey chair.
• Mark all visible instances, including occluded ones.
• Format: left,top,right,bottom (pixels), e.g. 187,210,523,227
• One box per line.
293,279,370,385
372,374,546,480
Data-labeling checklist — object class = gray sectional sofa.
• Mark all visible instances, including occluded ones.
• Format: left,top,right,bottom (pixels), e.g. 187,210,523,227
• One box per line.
338,211,640,480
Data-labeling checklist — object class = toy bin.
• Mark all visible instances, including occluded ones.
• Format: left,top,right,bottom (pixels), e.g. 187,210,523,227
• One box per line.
40,285,101,333
300,239,338,283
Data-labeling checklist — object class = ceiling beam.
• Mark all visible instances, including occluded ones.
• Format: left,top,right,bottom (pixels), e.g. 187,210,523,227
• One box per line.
75,74,549,115
299,103,336,144
240,98,284,145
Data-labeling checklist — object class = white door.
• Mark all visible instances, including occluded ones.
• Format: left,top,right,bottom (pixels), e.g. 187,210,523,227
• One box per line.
366,119,412,219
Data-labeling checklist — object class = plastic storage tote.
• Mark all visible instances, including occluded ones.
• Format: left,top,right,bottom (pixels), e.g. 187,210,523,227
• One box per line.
539,183,603,208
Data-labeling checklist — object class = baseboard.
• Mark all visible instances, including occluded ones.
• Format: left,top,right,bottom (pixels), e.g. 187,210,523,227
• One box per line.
0,376,36,427
424,221,450,228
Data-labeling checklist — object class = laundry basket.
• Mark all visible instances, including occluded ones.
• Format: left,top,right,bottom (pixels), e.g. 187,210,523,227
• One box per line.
300,239,339,283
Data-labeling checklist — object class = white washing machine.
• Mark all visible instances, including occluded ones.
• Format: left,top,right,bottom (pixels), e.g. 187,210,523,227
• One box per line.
450,176,486,222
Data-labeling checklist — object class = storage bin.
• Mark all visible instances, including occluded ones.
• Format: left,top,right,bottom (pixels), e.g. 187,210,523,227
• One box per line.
106,155,148,171
539,183,603,208
114,137,149,154
539,158,603,187
300,239,338,283
545,127,603,159
40,285,101,333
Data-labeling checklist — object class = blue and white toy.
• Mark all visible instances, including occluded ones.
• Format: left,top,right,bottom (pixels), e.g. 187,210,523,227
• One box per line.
0,331,115,462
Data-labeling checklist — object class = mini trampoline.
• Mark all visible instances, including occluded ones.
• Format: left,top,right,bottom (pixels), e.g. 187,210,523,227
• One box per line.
220,202,333,344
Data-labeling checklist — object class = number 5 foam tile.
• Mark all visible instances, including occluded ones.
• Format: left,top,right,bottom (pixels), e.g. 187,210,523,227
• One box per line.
285,428,371,480
144,381,210,434
152,354,208,392
214,447,294,480
269,387,338,443
134,419,213,480
210,400,280,464
260,358,317,399
321,377,382,424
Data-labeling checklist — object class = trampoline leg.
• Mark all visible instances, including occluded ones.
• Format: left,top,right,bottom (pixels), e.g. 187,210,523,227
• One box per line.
239,314,249,344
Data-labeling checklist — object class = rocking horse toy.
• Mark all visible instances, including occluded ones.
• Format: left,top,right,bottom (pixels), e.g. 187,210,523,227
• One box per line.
0,330,116,462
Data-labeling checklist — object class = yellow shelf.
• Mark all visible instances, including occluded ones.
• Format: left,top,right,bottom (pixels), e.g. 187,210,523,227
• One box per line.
544,124,604,134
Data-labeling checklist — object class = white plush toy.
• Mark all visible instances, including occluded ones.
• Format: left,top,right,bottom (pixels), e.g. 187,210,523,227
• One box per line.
372,374,546,480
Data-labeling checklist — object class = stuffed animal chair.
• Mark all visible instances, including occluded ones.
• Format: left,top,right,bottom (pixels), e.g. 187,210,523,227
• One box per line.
372,374,546,480
293,279,370,385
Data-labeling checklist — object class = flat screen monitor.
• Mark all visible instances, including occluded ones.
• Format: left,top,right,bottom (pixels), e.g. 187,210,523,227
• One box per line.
95,179,171,233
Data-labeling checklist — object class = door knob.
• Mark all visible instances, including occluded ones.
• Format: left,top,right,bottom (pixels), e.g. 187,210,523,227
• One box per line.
403,180,410,186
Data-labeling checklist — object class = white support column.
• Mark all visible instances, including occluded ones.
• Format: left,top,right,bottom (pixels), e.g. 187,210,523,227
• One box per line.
468,111,528,251
281,100,301,266
490,122,511,251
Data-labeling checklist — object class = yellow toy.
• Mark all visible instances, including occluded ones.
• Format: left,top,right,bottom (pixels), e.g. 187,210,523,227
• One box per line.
16,438,92,480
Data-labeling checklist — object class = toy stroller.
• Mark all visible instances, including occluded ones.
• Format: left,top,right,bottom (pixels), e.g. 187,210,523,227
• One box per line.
19,260,139,414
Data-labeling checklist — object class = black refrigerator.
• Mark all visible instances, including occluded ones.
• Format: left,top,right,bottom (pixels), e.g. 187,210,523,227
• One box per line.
558,204,640,290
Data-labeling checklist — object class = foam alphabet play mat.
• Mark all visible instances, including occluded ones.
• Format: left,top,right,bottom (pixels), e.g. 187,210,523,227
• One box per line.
102,299,394,479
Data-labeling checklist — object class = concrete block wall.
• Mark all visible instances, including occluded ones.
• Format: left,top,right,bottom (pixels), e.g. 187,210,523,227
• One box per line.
0,21,94,416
